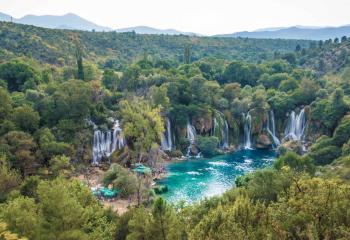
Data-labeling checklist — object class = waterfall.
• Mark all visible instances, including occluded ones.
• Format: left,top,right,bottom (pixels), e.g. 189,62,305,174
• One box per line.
266,110,281,147
92,120,125,165
243,112,252,149
213,111,229,149
161,118,173,151
187,122,196,143
221,121,229,149
284,108,307,141
186,121,197,157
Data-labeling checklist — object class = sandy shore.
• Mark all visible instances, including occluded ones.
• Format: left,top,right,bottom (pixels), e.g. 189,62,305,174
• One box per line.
102,199,136,215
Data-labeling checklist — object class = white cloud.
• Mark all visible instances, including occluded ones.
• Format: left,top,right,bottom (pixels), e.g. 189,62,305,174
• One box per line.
0,0,349,35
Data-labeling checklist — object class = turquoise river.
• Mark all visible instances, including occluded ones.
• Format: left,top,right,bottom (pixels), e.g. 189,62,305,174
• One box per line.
157,149,277,203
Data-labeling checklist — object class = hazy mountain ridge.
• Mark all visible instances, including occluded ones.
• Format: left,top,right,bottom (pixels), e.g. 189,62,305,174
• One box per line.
115,25,198,35
0,12,111,31
16,13,112,31
0,12,12,21
217,26,350,40
1,11,349,39
0,11,198,35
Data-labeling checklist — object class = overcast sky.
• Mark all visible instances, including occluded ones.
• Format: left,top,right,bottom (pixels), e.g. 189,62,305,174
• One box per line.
0,0,349,35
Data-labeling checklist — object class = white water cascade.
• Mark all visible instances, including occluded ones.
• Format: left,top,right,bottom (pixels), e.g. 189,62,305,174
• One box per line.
221,121,229,149
266,110,281,147
186,122,197,157
243,112,252,149
161,118,173,151
92,120,125,165
284,108,307,141
213,111,229,149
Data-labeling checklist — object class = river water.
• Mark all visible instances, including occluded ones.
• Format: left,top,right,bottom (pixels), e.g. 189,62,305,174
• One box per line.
157,149,276,203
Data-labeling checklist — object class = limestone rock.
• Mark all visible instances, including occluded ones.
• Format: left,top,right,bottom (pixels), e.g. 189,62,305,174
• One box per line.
256,133,272,149
278,140,303,155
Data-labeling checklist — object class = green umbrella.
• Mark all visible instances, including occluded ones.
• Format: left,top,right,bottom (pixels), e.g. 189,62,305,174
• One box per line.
133,164,152,174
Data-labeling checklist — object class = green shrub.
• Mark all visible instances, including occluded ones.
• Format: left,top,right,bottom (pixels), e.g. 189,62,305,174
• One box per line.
332,115,350,146
309,146,342,165
103,164,137,198
197,136,219,157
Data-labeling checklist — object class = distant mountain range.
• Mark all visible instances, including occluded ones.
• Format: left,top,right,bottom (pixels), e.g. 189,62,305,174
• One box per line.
0,12,111,31
115,26,198,35
216,26,350,40
0,12,197,35
1,11,350,39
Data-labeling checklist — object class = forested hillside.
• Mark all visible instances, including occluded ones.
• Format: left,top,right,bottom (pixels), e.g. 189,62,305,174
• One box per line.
0,22,312,66
0,22,350,239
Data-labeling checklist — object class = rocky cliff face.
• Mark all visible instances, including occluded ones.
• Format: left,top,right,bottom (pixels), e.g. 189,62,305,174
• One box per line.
169,105,321,154
256,133,272,148
193,115,213,135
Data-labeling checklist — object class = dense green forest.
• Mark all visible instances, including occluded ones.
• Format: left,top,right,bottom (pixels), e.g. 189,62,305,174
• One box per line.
0,22,350,239
0,22,313,66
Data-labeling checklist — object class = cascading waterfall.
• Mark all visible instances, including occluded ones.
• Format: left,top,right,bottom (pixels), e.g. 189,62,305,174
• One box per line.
161,118,173,151
243,112,252,149
213,111,229,149
186,121,197,157
266,110,281,147
284,108,307,141
92,120,125,165
222,121,229,149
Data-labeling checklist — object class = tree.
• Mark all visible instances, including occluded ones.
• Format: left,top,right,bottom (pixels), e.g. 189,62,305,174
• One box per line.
222,61,261,86
282,53,297,65
83,63,100,81
223,83,241,101
35,128,72,161
258,73,291,89
278,79,299,92
0,87,13,121
341,36,347,43
102,69,119,91
274,151,315,175
41,80,93,126
49,155,74,178
149,85,170,109
36,178,100,238
76,45,84,80
119,65,141,91
1,196,41,239
127,207,151,240
270,178,350,239
184,45,191,64
332,115,350,146
0,60,40,92
120,98,164,162
197,137,219,157
11,106,40,133
0,131,38,176
311,88,348,131
0,222,27,240
0,155,21,201
103,164,137,198
148,198,181,240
